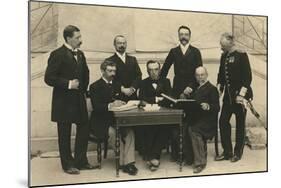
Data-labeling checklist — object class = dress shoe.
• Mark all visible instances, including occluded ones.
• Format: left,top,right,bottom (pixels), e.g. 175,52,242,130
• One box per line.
122,163,138,175
64,167,80,175
78,163,99,170
193,165,206,174
215,153,233,161
147,159,160,172
231,155,241,162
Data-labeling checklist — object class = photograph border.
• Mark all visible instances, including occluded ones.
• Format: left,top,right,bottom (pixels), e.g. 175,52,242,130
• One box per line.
28,0,268,187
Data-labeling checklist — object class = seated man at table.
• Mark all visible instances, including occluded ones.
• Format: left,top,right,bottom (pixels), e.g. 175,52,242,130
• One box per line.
138,60,172,171
180,66,220,173
89,60,138,175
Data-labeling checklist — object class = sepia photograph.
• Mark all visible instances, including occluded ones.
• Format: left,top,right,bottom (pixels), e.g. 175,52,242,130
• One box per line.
29,0,267,187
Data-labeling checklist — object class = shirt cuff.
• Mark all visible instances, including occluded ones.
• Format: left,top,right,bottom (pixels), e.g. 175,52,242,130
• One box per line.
155,97,159,103
131,87,136,93
239,87,248,97
187,86,193,93
68,80,72,89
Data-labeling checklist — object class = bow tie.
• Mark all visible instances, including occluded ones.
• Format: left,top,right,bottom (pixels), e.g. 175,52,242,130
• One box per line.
151,80,158,84
71,51,78,56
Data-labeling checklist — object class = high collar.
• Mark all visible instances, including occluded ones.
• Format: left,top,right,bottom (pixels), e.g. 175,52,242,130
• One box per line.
102,77,113,84
64,42,78,52
180,43,190,49
179,43,190,55
115,51,126,58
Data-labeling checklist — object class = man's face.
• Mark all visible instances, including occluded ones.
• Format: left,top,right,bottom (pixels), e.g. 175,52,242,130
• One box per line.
220,36,233,52
178,28,191,46
102,65,116,81
67,31,82,49
147,62,161,81
195,68,208,85
114,37,127,54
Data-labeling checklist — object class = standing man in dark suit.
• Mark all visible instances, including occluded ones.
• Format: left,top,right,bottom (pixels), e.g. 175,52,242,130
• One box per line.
181,66,220,173
215,33,253,162
160,25,202,164
160,25,203,98
89,60,138,176
105,35,143,154
44,25,95,174
139,60,172,171
105,35,142,102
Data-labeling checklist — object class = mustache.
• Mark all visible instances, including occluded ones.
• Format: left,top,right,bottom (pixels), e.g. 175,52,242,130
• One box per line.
180,38,189,42
180,38,188,41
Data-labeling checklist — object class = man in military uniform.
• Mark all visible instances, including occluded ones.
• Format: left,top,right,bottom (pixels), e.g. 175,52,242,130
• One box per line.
215,33,253,162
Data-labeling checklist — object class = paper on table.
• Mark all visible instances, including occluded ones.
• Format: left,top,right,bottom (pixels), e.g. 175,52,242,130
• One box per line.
161,93,196,103
109,100,140,112
143,104,161,111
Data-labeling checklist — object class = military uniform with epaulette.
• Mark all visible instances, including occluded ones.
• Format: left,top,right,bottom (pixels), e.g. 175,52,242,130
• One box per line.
216,49,253,161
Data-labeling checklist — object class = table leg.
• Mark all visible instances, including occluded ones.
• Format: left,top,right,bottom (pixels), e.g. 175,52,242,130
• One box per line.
179,121,183,172
115,125,120,177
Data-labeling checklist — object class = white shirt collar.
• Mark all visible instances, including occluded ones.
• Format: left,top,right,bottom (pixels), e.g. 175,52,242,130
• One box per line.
102,77,113,84
115,52,126,63
180,43,190,54
64,42,78,52
198,80,208,89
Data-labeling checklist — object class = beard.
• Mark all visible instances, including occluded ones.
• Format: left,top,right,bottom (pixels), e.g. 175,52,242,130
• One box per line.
117,46,126,53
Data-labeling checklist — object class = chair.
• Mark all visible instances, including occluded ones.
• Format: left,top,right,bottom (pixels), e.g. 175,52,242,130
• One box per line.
86,96,109,169
89,134,108,169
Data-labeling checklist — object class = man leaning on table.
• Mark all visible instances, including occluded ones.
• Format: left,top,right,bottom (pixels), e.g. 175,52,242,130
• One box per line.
89,60,138,176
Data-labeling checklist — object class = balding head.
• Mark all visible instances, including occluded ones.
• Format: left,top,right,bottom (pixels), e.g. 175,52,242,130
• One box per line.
195,66,208,85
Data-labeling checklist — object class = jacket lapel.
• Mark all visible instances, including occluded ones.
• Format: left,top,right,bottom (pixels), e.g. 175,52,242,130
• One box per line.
155,81,163,94
184,45,192,56
177,44,192,57
63,45,78,65
114,53,125,64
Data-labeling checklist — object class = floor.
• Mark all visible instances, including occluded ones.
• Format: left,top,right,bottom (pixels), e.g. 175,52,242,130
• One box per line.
30,144,267,187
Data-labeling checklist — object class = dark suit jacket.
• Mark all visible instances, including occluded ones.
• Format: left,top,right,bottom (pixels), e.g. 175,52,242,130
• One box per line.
160,45,202,97
188,81,220,139
44,45,89,124
89,78,123,140
217,50,253,104
139,77,172,107
106,53,142,101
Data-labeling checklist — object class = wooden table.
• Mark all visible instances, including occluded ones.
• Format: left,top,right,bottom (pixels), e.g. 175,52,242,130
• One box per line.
113,107,184,177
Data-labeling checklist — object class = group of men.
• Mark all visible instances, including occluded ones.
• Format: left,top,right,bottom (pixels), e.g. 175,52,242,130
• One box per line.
44,24,253,175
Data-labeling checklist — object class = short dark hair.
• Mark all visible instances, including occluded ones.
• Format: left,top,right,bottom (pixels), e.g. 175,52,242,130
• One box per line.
63,25,80,42
146,60,160,70
100,60,116,71
178,25,191,35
